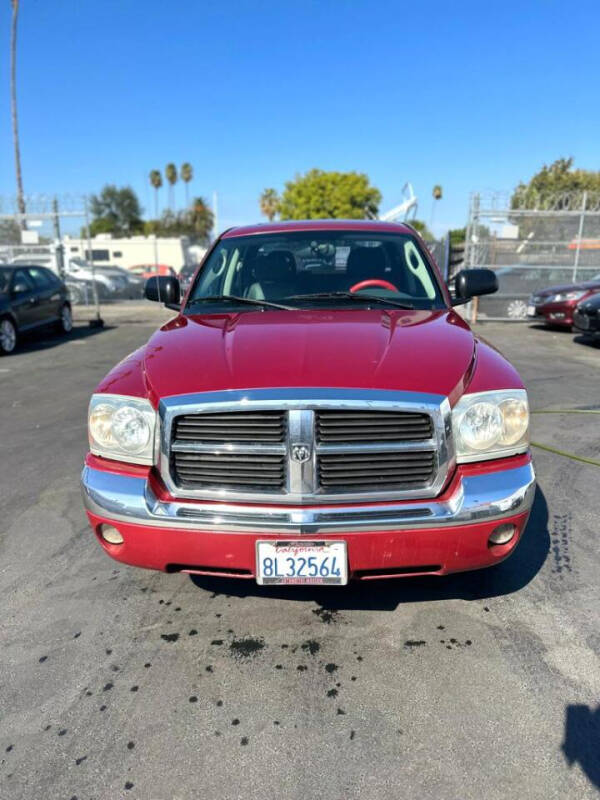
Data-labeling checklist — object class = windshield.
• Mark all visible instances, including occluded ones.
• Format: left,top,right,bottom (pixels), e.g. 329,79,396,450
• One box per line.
186,231,446,311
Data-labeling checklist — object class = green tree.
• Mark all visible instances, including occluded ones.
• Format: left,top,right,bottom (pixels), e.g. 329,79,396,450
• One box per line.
513,158,600,205
10,0,26,222
409,219,434,240
187,197,214,242
165,163,178,209
89,185,144,236
180,162,193,207
144,197,214,245
259,188,280,221
278,169,381,220
149,169,162,221
449,227,466,245
87,217,116,236
511,158,600,240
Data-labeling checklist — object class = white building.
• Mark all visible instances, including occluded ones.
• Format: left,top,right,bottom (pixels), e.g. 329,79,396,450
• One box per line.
62,233,192,270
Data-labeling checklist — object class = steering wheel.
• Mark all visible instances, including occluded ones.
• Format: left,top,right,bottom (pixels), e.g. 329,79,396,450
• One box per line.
350,278,399,293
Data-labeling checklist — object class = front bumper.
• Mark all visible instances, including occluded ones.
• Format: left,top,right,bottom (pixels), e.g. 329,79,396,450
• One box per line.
82,457,536,577
573,309,600,337
533,301,577,326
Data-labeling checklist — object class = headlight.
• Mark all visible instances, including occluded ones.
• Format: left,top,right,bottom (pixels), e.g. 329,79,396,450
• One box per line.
549,290,586,303
88,394,157,464
452,389,529,463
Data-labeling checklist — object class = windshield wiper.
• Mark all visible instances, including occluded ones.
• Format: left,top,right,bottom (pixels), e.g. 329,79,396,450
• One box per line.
284,292,415,309
186,294,296,311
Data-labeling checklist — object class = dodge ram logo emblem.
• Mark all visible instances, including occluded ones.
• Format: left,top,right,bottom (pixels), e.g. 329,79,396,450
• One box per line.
291,443,311,463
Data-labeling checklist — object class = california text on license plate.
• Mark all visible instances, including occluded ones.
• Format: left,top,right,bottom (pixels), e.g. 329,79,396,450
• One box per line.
255,541,348,586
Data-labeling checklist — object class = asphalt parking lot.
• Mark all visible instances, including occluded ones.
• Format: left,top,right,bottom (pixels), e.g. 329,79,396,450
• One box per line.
1,307,599,800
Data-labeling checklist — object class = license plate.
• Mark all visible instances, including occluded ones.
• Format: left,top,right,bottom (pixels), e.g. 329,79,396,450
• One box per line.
527,305,537,317
255,540,348,585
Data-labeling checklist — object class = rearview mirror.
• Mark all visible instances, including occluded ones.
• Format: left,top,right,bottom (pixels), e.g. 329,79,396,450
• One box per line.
145,276,181,309
452,269,498,305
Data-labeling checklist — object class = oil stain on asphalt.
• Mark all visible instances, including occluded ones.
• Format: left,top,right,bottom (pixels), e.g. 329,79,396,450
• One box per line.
229,637,265,658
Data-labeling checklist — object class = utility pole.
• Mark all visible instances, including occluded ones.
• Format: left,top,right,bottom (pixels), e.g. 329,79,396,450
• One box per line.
84,197,103,328
52,196,65,278
10,0,26,224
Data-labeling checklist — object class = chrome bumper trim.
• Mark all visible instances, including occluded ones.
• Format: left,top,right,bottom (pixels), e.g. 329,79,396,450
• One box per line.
81,461,535,535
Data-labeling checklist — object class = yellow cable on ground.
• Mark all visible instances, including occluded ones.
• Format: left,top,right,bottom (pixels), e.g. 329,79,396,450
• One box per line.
528,408,600,464
532,409,600,415
530,441,600,467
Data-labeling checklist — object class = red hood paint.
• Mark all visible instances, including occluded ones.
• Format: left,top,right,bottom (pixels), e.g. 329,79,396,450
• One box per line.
96,308,524,407
146,309,476,402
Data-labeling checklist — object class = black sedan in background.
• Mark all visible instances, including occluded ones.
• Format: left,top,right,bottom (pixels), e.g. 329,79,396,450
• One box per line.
0,265,72,355
573,293,600,342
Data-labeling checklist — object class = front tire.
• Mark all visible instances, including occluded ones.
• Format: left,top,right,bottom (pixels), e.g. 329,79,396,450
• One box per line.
0,317,18,355
56,303,73,334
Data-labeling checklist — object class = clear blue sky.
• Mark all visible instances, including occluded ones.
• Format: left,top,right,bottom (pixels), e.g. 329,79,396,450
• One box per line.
1,0,598,235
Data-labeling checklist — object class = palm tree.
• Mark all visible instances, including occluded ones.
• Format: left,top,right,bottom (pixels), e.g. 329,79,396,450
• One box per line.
189,197,215,244
180,162,193,207
259,188,280,221
10,0,26,222
431,185,443,228
165,163,178,210
149,169,163,220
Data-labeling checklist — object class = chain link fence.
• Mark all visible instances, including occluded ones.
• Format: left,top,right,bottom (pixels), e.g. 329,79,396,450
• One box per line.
0,194,133,318
464,190,600,320
0,194,107,318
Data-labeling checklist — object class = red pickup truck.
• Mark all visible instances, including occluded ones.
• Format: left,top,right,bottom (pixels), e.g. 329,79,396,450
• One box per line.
82,220,535,585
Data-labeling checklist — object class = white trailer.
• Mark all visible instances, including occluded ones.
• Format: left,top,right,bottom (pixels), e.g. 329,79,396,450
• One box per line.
62,234,192,271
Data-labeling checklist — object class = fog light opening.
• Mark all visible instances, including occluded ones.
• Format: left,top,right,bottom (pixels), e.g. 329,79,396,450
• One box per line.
100,524,124,545
488,523,517,547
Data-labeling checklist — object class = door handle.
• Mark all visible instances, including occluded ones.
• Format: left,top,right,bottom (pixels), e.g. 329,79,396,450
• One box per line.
29,297,37,304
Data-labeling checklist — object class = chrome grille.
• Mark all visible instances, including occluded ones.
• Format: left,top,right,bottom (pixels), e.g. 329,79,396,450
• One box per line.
316,410,432,443
171,410,286,491
317,450,435,492
172,451,286,491
174,410,286,442
160,389,451,504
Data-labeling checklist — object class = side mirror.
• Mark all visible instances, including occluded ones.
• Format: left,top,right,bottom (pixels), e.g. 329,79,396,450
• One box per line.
145,276,181,309
12,281,29,294
452,268,498,305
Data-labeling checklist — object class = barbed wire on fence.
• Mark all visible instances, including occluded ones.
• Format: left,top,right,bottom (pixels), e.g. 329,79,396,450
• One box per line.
0,193,88,217
472,189,600,215
465,188,600,321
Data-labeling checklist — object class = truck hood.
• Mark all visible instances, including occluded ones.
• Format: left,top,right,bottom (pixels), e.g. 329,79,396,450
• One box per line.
139,308,476,404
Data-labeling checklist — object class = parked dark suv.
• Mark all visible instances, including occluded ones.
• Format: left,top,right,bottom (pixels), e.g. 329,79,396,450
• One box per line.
0,265,72,354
